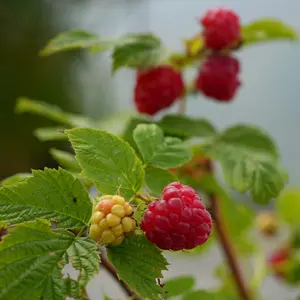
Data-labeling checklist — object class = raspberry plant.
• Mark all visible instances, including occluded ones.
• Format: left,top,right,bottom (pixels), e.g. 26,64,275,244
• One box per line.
1,7,300,300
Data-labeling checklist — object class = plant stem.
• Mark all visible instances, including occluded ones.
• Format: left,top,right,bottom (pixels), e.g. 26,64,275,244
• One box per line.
210,194,252,300
178,96,187,115
136,192,152,203
101,253,142,300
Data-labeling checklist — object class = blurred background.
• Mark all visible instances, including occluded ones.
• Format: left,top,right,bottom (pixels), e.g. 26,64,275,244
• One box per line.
1,0,300,299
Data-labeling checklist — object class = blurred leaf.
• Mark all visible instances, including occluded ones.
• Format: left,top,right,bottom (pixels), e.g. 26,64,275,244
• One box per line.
158,115,217,139
112,33,166,72
133,124,192,169
145,166,177,196
276,187,300,227
50,148,81,173
1,173,32,187
164,276,195,299
242,18,298,45
15,97,96,128
34,127,67,141
203,124,286,204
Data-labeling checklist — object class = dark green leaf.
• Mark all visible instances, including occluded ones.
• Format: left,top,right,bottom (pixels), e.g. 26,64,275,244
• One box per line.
164,276,195,299
67,128,145,200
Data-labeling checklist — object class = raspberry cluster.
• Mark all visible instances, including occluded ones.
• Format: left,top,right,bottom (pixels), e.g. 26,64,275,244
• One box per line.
141,182,212,251
89,195,136,246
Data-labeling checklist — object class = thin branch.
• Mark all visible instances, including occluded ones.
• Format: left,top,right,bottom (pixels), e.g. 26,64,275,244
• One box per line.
100,253,142,300
178,96,187,115
210,194,252,300
136,192,152,203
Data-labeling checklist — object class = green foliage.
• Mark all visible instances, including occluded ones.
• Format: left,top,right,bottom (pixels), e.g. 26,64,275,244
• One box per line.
133,124,192,169
203,124,287,204
50,148,81,173
276,187,300,227
164,275,195,299
112,33,165,72
34,127,68,142
0,219,99,300
66,128,145,199
145,166,177,196
0,168,92,228
242,18,298,45
1,173,32,186
107,235,168,300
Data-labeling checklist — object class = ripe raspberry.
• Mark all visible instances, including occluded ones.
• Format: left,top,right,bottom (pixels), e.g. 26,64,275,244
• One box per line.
134,66,185,115
141,182,212,251
268,247,290,278
200,8,241,50
89,195,136,246
195,54,241,101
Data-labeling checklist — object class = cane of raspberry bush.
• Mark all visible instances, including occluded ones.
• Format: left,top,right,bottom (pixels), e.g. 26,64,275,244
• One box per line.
134,66,185,115
141,182,212,251
200,8,241,50
89,195,136,246
195,54,241,101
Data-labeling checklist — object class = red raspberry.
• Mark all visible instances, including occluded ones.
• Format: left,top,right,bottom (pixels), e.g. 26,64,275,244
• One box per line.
134,66,185,116
268,247,290,278
200,8,241,50
195,55,241,101
141,182,212,251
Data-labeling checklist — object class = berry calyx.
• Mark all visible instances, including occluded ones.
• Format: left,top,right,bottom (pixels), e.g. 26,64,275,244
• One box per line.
89,195,136,246
141,182,212,251
134,66,185,116
200,8,241,50
195,54,241,101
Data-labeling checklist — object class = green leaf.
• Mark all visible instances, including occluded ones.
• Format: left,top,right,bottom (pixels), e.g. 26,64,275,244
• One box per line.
15,97,95,128
40,29,115,56
133,124,192,169
182,290,216,300
203,124,286,204
108,235,168,300
158,115,217,139
0,220,99,300
67,128,145,200
50,148,81,173
1,173,32,187
34,127,68,142
112,33,165,72
242,18,298,45
276,187,300,227
0,168,92,228
164,276,195,299
145,166,177,196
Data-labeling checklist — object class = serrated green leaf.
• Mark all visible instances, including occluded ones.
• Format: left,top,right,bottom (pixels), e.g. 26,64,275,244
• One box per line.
1,173,32,187
145,166,177,196
203,124,286,204
164,276,195,299
107,235,168,300
15,97,95,128
242,18,298,45
276,187,300,227
0,168,92,228
67,128,144,200
34,127,68,141
50,148,81,173
158,115,217,139
40,29,116,56
112,33,165,72
133,124,192,169
0,220,99,300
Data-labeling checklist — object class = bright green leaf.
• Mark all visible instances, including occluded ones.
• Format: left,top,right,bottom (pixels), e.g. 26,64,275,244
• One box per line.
203,124,286,204
145,166,177,196
15,97,95,128
112,33,165,72
276,187,300,227
67,128,145,200
39,29,115,56
133,124,192,169
158,115,217,139
164,276,195,299
182,290,216,300
0,168,92,228
0,220,99,300
50,148,81,173
1,173,32,187
107,235,168,300
242,18,298,45
34,127,68,142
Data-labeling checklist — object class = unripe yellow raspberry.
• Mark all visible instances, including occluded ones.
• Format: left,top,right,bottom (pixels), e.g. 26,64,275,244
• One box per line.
111,204,126,218
256,212,278,236
106,213,121,227
89,224,102,240
122,217,136,233
101,229,116,244
111,224,123,237
112,195,126,205
124,202,133,216
92,211,105,224
98,219,109,231
110,235,124,246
